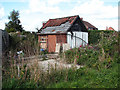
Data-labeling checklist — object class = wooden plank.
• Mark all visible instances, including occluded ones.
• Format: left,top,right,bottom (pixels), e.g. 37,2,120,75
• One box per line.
48,35,56,52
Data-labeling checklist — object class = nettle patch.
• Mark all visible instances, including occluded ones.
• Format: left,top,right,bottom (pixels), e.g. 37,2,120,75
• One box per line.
65,45,99,68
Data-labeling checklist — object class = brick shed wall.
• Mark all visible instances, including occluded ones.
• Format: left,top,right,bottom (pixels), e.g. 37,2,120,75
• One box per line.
56,34,67,44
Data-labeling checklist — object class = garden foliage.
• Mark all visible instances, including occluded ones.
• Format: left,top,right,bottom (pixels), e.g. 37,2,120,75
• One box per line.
2,30,119,88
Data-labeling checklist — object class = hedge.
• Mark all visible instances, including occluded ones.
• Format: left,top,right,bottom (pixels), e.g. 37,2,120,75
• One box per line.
88,30,115,45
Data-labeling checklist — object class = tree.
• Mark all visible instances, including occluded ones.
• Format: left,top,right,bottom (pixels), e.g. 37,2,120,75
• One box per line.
5,10,23,33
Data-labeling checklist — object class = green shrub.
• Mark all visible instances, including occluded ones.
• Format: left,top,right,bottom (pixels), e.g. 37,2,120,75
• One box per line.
65,48,76,63
6,28,16,33
88,30,101,44
65,46,99,68
88,30,116,45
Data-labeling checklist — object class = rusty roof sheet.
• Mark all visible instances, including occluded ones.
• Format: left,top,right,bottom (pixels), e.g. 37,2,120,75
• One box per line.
41,15,78,29
83,21,97,29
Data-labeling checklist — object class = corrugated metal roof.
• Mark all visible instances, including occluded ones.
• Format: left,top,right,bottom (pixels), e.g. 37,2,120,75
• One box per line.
38,15,90,34
83,21,98,30
41,15,78,29
40,21,71,34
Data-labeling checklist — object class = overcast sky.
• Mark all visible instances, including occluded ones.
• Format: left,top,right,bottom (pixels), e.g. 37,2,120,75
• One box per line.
0,0,118,32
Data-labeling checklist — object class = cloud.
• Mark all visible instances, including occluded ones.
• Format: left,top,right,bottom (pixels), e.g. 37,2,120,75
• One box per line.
0,5,5,29
11,0,118,31
20,11,65,32
72,0,117,18
28,0,61,14
71,0,118,30
20,12,44,32
0,0,28,2
0,19,8,30
19,0,72,31
101,0,118,3
0,5,4,19
47,0,71,5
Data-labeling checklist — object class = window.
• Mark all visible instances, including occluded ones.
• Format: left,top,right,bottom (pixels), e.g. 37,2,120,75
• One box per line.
40,36,47,43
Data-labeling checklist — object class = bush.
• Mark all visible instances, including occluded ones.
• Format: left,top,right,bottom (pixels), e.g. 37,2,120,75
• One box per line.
65,48,77,63
6,28,16,33
65,46,99,68
88,30,115,45
8,31,38,56
88,30,101,44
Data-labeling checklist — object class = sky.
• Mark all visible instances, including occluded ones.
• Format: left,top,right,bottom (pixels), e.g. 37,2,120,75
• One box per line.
0,0,119,32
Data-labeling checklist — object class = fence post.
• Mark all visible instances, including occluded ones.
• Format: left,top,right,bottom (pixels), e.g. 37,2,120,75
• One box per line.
17,64,20,77
82,33,83,46
75,33,76,48
0,30,2,89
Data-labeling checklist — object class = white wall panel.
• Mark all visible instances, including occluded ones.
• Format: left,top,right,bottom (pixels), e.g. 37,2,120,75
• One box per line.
67,31,88,49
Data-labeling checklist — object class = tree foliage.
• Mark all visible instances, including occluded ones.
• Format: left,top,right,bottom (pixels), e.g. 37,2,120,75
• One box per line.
5,10,23,33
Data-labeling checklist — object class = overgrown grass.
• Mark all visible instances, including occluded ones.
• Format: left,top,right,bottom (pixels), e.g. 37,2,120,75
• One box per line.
48,64,118,88
2,31,119,88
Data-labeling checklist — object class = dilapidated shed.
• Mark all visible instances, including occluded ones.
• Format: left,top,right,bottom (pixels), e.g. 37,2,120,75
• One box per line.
37,15,88,53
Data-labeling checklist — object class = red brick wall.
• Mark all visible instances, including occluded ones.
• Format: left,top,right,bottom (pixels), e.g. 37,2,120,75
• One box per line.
56,34,67,44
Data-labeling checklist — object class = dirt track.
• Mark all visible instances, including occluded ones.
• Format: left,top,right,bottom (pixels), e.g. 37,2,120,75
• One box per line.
38,59,83,72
